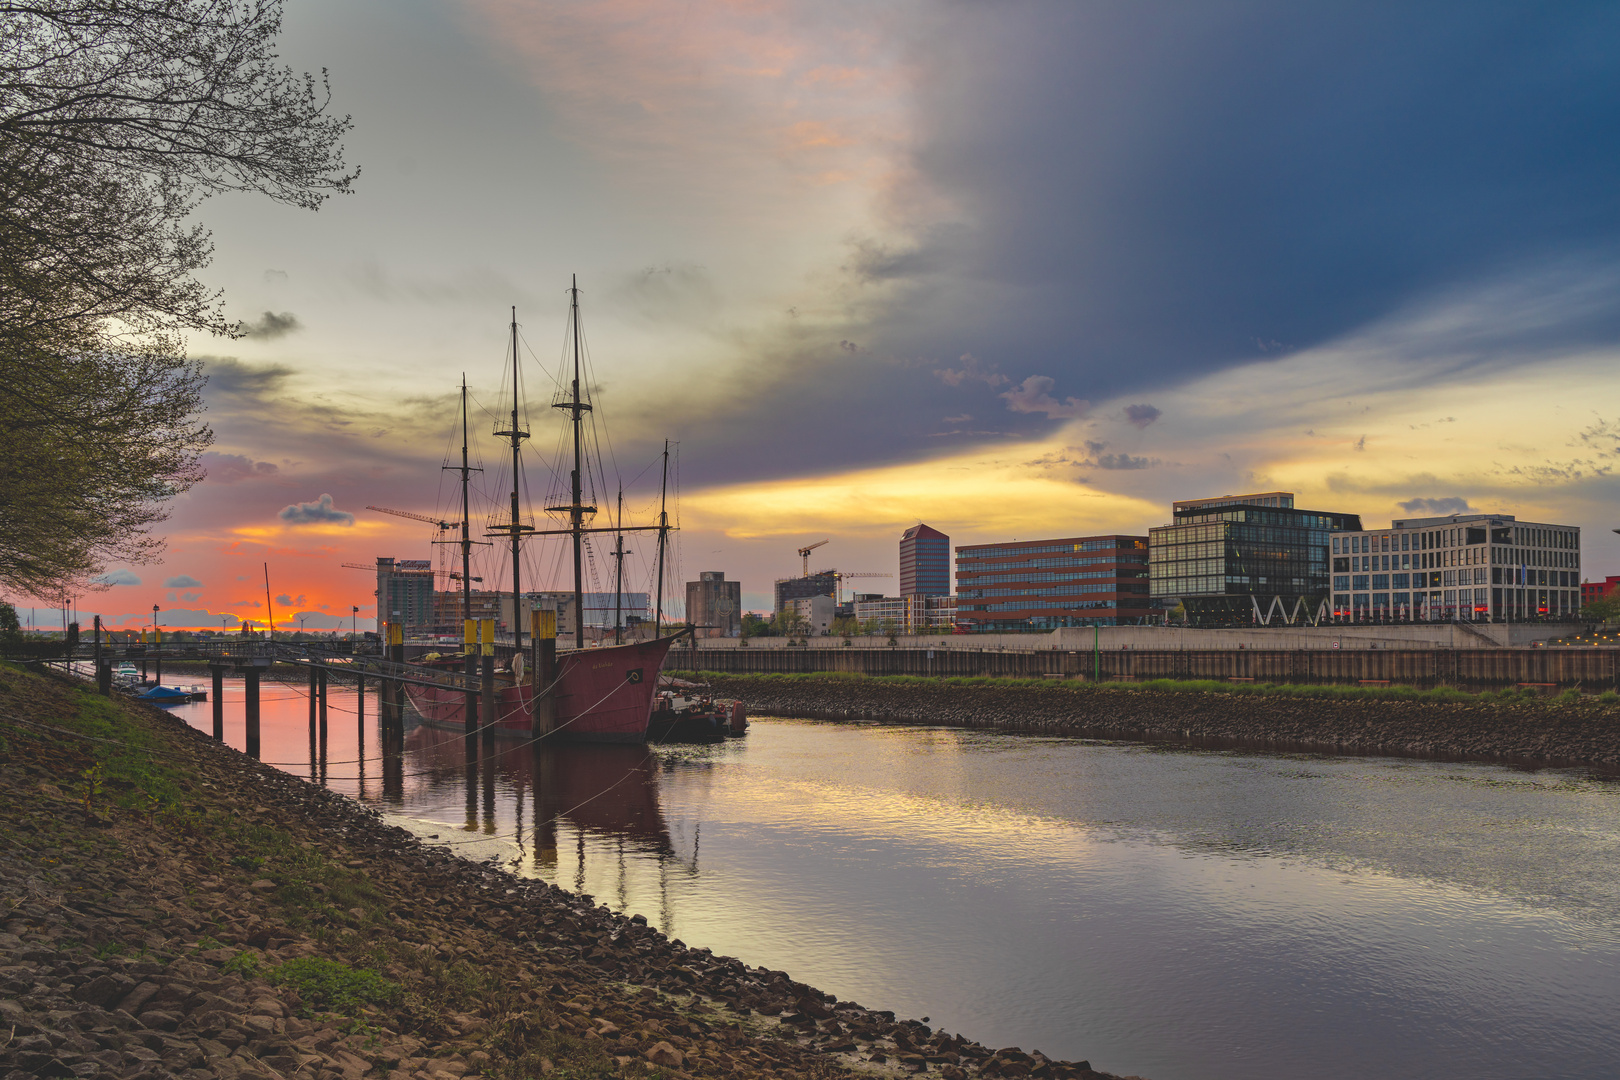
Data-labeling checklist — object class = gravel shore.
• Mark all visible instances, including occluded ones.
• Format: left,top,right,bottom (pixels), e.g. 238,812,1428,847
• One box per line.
700,674,1620,770
0,662,1136,1080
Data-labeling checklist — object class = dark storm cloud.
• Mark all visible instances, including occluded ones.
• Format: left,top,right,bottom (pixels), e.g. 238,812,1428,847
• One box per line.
237,311,302,339
277,494,355,526
869,1,1620,400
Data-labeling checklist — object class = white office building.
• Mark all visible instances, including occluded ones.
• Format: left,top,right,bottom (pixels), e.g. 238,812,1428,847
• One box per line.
1330,513,1580,622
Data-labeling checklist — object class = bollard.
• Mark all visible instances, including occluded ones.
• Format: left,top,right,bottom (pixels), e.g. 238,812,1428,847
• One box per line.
244,667,261,759
210,665,224,740
464,618,479,735
531,608,557,738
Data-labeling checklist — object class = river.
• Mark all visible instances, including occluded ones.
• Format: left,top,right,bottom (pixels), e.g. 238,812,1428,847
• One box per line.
165,676,1620,1080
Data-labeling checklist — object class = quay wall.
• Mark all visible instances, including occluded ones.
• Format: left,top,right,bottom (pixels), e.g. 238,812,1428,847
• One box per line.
698,674,1620,770
672,643,1620,690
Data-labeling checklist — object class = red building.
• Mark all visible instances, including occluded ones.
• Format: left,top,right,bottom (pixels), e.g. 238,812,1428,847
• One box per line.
1581,576,1620,606
955,534,1152,630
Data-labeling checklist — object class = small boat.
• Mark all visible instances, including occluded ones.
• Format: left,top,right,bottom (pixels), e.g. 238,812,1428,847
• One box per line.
137,685,206,705
647,676,746,743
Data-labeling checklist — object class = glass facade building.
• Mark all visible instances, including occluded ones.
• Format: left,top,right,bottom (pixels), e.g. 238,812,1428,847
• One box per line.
956,535,1152,630
1330,514,1580,622
1148,492,1361,626
900,523,951,597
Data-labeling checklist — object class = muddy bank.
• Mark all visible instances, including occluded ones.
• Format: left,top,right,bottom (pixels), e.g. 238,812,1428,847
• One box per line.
0,663,1136,1080
702,675,1620,770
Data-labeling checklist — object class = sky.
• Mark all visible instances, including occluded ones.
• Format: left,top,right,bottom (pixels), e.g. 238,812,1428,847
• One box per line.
23,0,1620,630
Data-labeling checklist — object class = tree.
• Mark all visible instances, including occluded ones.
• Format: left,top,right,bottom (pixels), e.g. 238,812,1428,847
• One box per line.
1581,596,1620,624
0,0,355,595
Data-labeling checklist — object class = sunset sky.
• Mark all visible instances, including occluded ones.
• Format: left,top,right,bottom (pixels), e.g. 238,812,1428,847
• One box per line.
33,1,1620,631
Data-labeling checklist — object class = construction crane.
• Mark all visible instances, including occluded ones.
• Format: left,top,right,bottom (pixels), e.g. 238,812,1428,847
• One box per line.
367,505,453,531
833,571,892,605
797,539,829,577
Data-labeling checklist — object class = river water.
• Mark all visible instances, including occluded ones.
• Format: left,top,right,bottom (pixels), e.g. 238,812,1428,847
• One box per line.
165,676,1620,1080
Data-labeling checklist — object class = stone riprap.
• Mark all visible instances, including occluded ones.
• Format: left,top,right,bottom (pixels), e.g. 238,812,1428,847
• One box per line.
0,662,1138,1080
702,675,1620,770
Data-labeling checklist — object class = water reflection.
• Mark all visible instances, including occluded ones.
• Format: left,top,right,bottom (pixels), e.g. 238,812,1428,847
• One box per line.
165,678,1620,1080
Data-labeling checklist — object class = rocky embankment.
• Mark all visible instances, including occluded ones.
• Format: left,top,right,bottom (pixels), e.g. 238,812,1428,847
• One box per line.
705,675,1620,769
0,662,1137,1080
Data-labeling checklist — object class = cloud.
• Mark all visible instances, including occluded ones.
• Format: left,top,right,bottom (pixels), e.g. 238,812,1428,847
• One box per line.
934,353,1007,388
163,575,202,588
1095,453,1157,470
200,452,280,483
1000,376,1089,419
277,493,354,526
1397,497,1474,515
1124,404,1162,429
236,311,302,339
90,569,141,586
275,594,308,608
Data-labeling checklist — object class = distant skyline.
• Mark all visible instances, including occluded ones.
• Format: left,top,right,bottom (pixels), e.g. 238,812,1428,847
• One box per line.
19,0,1620,629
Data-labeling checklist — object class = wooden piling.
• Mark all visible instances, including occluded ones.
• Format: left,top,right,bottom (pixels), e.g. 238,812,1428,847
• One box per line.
308,665,318,733
464,618,479,736
531,608,557,739
317,667,328,741
244,666,261,759
153,628,161,686
479,617,496,743
210,665,224,740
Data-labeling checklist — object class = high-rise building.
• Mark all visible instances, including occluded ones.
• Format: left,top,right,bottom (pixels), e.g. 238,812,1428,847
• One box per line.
774,571,839,615
687,571,742,637
900,523,951,597
955,535,1151,630
376,557,435,636
1332,514,1580,622
1148,491,1360,626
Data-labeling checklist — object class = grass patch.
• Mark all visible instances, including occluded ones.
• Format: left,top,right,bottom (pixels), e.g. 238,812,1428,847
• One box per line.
267,956,400,1018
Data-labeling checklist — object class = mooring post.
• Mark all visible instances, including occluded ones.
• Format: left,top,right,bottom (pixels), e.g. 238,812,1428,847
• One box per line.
244,666,262,759
210,665,224,740
531,607,556,739
140,631,149,681
94,615,110,696
479,618,496,744
355,672,365,732
317,667,328,741
464,618,479,736
153,628,162,687
307,664,318,733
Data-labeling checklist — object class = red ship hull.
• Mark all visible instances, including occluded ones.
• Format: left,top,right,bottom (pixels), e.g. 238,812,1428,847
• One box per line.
403,635,679,743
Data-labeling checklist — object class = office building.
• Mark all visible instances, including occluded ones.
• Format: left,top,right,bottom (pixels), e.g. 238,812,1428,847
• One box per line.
853,593,958,634
1149,492,1360,626
900,524,951,597
789,594,836,636
687,571,742,637
1332,514,1580,622
1582,576,1620,606
774,571,839,615
956,535,1151,630
376,557,435,636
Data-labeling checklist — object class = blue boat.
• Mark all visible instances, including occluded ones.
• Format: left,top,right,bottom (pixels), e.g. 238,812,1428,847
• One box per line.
136,685,205,704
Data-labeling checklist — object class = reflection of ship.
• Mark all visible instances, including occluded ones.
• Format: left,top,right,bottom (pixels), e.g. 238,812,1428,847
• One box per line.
399,283,681,743
405,720,671,856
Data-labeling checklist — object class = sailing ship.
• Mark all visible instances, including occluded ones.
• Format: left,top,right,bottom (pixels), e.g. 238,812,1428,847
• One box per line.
403,280,681,742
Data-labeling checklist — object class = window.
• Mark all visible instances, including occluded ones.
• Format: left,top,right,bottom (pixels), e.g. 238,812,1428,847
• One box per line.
1393,573,1409,589
1333,576,1350,591
1372,574,1389,589
1401,534,1410,551
1394,592,1410,607
1373,593,1390,608
1332,538,1340,554
1352,575,1369,590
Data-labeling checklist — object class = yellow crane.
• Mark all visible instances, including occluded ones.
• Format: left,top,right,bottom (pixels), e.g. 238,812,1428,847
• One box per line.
366,505,453,531
797,539,829,577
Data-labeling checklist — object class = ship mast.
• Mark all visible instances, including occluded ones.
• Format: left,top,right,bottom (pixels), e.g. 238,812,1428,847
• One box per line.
490,309,533,646
612,488,626,646
550,277,594,649
654,440,669,636
460,378,472,624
